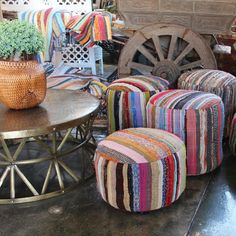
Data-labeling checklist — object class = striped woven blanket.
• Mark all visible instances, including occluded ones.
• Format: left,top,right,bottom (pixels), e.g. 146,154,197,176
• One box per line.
47,65,101,90
18,9,112,62
18,8,70,62
67,11,112,47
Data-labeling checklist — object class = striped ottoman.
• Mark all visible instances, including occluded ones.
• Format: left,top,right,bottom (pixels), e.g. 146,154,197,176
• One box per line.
94,128,186,212
106,75,169,133
147,90,225,176
229,113,236,156
178,69,236,137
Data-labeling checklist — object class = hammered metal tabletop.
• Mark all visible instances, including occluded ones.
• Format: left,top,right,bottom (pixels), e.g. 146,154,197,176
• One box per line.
0,90,100,139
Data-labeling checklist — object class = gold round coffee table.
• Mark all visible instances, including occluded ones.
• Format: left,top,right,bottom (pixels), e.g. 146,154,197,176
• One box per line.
0,89,100,204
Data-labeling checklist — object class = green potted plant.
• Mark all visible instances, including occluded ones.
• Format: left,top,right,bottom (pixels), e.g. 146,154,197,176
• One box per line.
0,19,46,109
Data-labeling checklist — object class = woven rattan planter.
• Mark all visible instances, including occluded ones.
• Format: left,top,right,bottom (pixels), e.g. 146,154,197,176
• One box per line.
0,60,46,109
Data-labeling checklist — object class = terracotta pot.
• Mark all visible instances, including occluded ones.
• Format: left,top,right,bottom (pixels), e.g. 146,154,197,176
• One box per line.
0,60,46,109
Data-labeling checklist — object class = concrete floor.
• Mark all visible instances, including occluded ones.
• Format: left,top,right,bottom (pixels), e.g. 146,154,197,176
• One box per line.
0,136,235,236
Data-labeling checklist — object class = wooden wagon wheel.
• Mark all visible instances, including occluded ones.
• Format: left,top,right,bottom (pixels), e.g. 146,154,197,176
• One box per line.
118,24,217,85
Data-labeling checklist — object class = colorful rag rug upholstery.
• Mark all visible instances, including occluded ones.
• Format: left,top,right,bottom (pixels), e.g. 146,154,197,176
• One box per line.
94,128,186,212
229,113,236,156
106,75,169,133
147,90,225,176
178,69,236,137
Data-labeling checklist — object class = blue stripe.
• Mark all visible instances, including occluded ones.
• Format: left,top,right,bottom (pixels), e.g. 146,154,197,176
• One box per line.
132,164,140,212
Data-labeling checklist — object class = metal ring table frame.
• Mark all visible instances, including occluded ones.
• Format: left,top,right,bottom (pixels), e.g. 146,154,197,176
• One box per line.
0,90,100,204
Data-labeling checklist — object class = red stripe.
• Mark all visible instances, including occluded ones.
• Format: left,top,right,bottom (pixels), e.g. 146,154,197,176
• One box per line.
139,164,148,212
217,104,222,164
165,156,175,206
186,110,197,175
44,8,53,25
124,92,130,127
149,90,171,105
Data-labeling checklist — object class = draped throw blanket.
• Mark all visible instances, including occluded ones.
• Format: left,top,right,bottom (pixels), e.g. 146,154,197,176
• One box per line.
18,9,112,62
67,11,112,47
18,8,70,62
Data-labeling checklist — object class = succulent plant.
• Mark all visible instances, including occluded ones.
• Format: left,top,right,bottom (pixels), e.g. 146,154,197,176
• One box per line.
0,20,44,61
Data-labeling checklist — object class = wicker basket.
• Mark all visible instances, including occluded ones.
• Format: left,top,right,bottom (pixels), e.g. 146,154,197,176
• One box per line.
0,60,46,110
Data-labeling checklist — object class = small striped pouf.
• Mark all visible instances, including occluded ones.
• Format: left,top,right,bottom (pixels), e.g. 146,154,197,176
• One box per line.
147,90,225,176
178,69,236,137
94,128,186,212
229,113,236,156
106,75,169,133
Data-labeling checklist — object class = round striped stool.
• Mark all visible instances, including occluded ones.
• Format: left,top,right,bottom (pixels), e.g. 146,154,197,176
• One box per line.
106,75,169,133
178,69,236,137
147,90,225,176
94,128,186,212
229,113,236,156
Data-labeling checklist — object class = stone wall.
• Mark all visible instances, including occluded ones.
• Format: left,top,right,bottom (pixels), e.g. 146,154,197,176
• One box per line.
117,0,236,35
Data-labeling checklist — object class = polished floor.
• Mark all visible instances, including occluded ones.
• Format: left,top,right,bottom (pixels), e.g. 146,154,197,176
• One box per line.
0,135,235,236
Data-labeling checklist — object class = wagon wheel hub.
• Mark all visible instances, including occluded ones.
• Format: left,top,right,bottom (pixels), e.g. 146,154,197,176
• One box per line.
152,60,180,85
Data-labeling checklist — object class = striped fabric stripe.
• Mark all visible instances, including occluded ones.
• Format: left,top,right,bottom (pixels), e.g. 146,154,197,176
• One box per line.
106,75,169,133
94,128,186,212
147,90,225,176
178,69,236,137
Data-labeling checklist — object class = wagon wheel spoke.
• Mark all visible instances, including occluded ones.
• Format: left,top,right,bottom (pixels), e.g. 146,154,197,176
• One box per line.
152,35,165,61
137,45,157,65
168,35,178,60
174,44,194,65
180,60,203,71
129,62,153,74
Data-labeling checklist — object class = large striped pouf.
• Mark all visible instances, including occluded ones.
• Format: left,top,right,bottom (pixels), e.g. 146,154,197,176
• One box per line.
178,69,236,137
147,90,225,176
106,75,169,133
229,113,236,156
94,128,186,212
